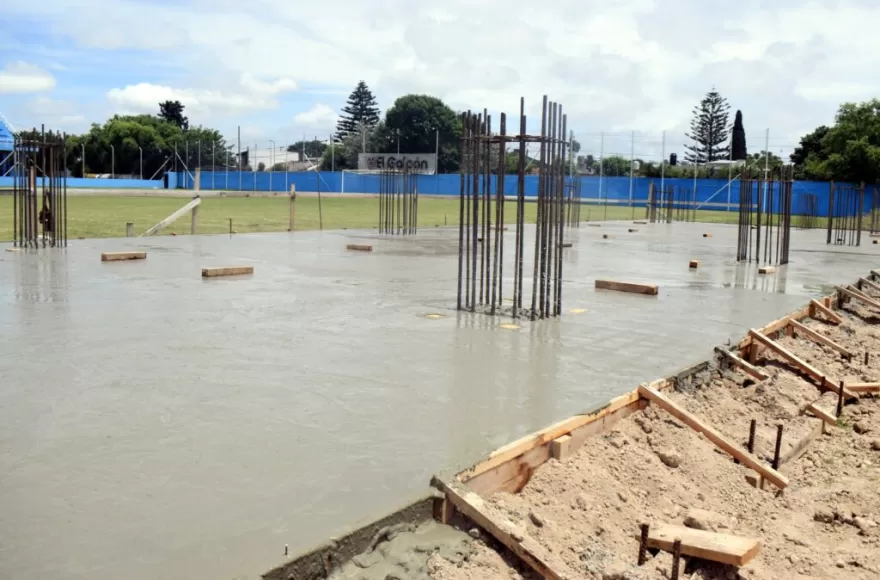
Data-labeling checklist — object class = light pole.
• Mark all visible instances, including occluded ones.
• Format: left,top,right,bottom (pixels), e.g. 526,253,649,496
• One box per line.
138,146,143,180
269,139,275,191
110,144,115,179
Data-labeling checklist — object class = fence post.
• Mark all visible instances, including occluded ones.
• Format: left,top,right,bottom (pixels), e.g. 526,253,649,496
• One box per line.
191,203,199,235
289,186,296,231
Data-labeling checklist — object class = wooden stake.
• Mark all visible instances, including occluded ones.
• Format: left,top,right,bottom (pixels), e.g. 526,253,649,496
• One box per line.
714,347,769,381
808,299,842,324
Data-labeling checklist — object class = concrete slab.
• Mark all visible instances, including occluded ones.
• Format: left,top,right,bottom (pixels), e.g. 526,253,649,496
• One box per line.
0,221,877,580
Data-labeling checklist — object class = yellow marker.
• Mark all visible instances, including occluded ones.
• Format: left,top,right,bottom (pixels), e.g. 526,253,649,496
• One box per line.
500,323,521,330
569,308,586,314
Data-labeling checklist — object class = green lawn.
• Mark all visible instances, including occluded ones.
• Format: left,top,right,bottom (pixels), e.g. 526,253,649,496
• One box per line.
0,195,748,240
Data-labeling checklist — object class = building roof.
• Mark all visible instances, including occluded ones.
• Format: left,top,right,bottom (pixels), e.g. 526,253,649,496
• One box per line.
0,116,13,151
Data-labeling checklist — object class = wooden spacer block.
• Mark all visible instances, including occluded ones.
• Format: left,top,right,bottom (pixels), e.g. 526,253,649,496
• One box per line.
101,251,147,262
628,228,638,233
633,221,647,224
758,266,776,274
561,242,573,248
201,266,254,278
550,435,572,461
346,244,373,252
602,234,614,239
873,240,878,245
587,223,602,227
637,524,760,567
689,260,699,269
595,279,659,296
703,233,713,238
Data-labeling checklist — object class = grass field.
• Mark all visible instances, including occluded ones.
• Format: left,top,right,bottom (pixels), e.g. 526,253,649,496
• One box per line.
0,195,748,240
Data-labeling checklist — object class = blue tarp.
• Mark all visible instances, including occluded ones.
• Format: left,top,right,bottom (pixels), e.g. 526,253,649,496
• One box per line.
0,118,13,151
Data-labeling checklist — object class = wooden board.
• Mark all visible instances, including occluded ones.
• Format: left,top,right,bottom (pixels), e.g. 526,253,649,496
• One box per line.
746,330,857,400
846,382,880,393
781,419,825,468
714,347,769,381
858,277,880,295
101,251,146,262
809,299,842,324
838,285,880,311
788,319,852,358
346,244,373,252
703,233,713,238
758,266,776,274
803,402,837,426
689,260,699,269
433,477,575,580
201,266,254,278
458,390,642,484
141,196,201,237
639,523,760,567
595,280,659,296
637,384,789,489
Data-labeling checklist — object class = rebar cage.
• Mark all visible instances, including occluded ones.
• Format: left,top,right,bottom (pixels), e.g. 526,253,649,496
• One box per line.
378,169,418,235
736,166,793,265
12,129,68,248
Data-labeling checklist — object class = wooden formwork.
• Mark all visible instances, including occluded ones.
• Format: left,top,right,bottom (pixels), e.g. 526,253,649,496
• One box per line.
432,278,880,579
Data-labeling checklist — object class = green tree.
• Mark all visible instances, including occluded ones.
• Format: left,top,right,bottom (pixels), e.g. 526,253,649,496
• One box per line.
287,139,327,160
599,155,631,176
158,100,189,130
685,89,731,163
731,110,747,161
380,94,462,172
335,81,380,141
795,100,880,183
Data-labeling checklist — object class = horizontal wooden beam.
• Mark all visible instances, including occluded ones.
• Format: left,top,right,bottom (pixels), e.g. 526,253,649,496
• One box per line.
714,347,769,381
858,277,880,295
838,285,880,311
432,477,574,580
101,251,146,262
788,319,852,358
637,384,789,489
758,266,776,274
201,266,254,278
809,299,842,324
595,279,659,295
346,244,373,252
846,382,880,393
803,402,836,426
638,523,761,567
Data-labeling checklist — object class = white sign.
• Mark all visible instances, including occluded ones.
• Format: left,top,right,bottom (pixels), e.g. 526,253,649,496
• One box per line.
358,153,437,174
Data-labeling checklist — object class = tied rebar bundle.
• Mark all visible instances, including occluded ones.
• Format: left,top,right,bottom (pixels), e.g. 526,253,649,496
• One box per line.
456,96,569,320
736,166,793,265
12,128,68,248
827,182,865,246
646,183,697,224
378,169,418,235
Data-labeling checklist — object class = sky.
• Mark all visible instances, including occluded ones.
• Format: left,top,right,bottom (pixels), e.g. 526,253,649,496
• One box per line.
1,0,878,165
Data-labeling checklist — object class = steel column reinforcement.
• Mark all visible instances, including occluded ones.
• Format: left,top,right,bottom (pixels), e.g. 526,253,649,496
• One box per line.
378,168,418,235
826,181,865,246
736,166,793,265
12,127,68,248
456,96,569,320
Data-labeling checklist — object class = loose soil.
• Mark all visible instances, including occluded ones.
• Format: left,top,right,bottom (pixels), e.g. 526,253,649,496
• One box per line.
428,292,880,579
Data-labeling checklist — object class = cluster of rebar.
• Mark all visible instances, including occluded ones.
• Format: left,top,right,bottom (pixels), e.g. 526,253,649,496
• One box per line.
827,182,864,246
12,128,68,248
564,177,582,229
736,167,793,265
870,187,880,234
646,183,696,223
378,169,418,234
793,193,819,229
456,96,569,320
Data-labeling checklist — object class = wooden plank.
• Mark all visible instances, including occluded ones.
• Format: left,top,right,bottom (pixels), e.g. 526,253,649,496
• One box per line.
432,477,575,580
201,266,254,278
780,419,825,468
746,330,857,400
758,266,776,274
141,196,201,237
637,384,789,489
457,390,641,483
602,234,614,239
714,347,769,381
846,382,880,393
838,285,880,311
788,319,853,358
803,402,836,426
346,244,373,252
689,260,699,269
858,277,880,295
809,299,842,324
639,524,760,567
101,251,146,262
595,279,658,296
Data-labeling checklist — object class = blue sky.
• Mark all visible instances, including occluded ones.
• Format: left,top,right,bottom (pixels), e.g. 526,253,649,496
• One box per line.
1,0,879,166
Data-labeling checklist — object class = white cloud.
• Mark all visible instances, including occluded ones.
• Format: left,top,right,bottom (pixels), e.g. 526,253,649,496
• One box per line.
0,61,56,93
5,0,880,153
293,104,338,130
106,75,298,115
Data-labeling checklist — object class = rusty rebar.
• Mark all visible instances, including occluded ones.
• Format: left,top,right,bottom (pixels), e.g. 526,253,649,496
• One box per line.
772,424,784,470
671,538,682,580
837,380,845,417
637,523,649,566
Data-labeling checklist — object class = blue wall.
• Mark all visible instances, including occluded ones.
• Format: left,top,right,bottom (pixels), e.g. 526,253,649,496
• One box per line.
0,176,163,189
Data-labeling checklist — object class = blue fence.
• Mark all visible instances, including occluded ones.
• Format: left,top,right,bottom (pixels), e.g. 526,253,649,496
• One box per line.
0,176,163,189
2,170,870,219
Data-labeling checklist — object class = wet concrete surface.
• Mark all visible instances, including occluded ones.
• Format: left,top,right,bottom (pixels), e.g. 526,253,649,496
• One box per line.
1,221,877,580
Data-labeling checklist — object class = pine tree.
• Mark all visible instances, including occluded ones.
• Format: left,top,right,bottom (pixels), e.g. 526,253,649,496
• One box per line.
335,81,380,141
731,110,747,161
684,89,731,164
